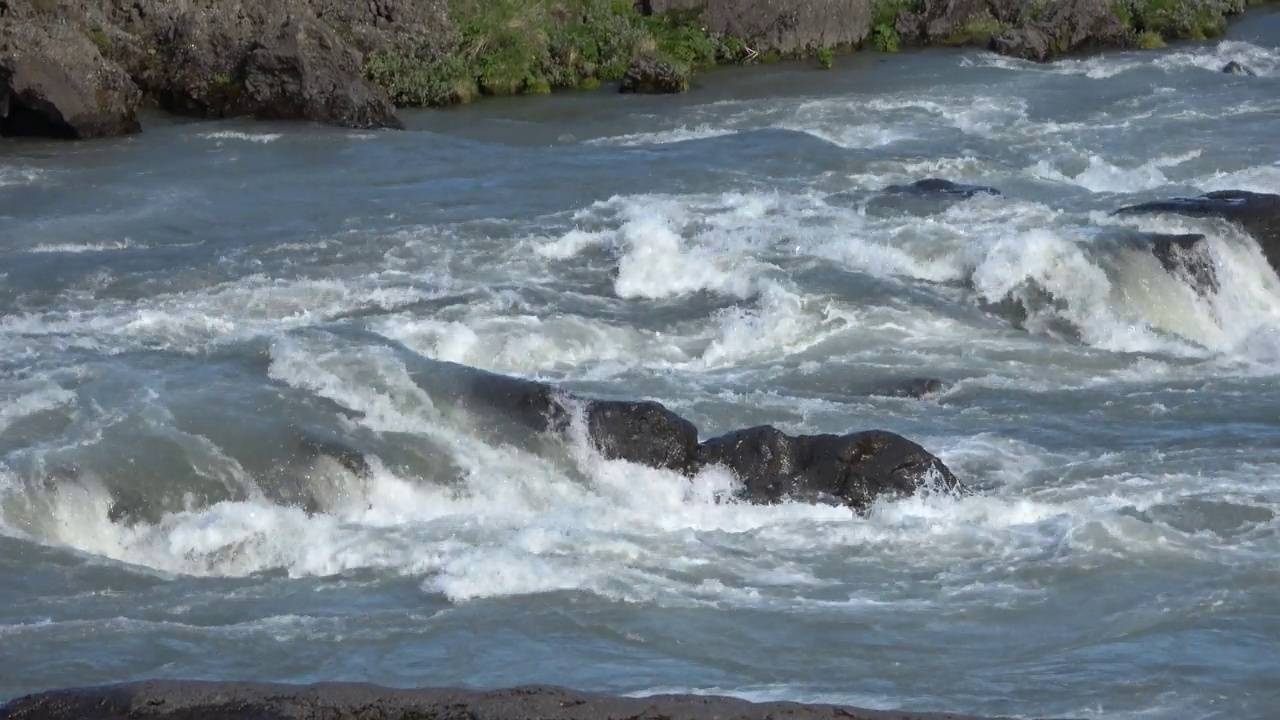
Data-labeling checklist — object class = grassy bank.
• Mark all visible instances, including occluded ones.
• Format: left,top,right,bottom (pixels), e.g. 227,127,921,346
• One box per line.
361,0,1274,107
362,0,735,107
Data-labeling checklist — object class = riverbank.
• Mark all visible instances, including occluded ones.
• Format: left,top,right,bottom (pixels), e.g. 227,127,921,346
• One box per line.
0,680,1072,719
0,0,1276,140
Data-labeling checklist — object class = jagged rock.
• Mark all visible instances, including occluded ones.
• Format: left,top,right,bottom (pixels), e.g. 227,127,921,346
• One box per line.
1222,60,1256,76
1114,190,1280,273
0,21,141,139
882,178,1002,198
619,55,688,94
696,425,961,512
244,16,401,128
895,0,1021,45
991,0,1134,62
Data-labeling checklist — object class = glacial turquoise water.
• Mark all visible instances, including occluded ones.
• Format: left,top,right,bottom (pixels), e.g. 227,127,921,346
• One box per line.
2,11,1279,719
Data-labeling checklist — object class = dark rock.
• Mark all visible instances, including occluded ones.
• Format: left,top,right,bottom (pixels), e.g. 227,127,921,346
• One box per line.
882,178,1002,198
1222,60,1256,76
0,679,1068,720
697,425,961,512
1146,232,1219,296
867,377,950,400
991,0,1133,62
1113,190,1280,273
619,55,688,94
585,399,699,472
0,21,141,139
244,16,401,129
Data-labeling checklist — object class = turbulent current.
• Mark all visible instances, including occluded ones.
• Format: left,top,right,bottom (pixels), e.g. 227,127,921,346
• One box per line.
2,12,1280,720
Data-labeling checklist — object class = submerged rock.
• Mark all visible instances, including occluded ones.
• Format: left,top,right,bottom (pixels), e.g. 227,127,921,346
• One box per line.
1114,190,1280,273
866,377,950,400
882,178,1002,199
696,426,961,512
619,56,688,94
0,22,141,139
1222,60,1257,76
0,679,1057,720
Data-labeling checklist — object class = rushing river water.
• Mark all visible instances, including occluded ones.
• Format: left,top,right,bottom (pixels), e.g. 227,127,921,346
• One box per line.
2,11,1280,720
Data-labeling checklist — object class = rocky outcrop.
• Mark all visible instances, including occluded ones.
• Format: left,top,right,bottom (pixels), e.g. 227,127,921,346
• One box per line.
0,0,408,139
0,680,1070,720
620,55,689,94
0,21,141,138
244,16,401,128
1114,190,1280,274
303,354,962,514
991,0,1134,62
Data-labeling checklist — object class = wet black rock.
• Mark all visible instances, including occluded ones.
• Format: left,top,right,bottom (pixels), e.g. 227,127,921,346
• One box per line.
1147,232,1219,296
620,55,688,94
586,399,699,472
882,178,1002,199
696,426,961,512
0,680,1065,720
1114,190,1280,273
1222,60,1257,76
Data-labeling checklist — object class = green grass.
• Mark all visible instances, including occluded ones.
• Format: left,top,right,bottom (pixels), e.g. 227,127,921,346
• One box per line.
816,46,835,69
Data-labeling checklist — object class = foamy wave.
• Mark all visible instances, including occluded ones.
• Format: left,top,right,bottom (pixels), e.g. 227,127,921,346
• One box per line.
1155,40,1280,78
1027,151,1202,194
0,166,43,187
28,239,139,254
201,130,283,143
1197,163,1280,194
589,125,738,147
964,40,1279,79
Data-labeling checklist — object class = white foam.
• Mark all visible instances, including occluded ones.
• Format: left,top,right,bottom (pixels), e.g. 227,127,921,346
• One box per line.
0,384,76,433
28,239,138,254
1028,151,1202,194
0,166,43,187
965,40,1280,79
200,130,283,143
588,125,738,147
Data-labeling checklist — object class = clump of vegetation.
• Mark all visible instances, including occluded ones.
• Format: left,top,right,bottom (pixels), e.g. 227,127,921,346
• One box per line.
1137,29,1167,48
816,46,835,69
363,0,723,107
85,28,111,56
941,16,1004,46
1119,0,1233,42
869,0,918,53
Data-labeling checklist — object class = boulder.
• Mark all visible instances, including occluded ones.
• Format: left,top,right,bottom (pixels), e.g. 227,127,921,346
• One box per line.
1113,190,1280,274
696,425,961,512
244,16,401,129
619,55,688,94
895,0,1022,46
1222,60,1256,76
585,400,700,472
0,21,141,139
